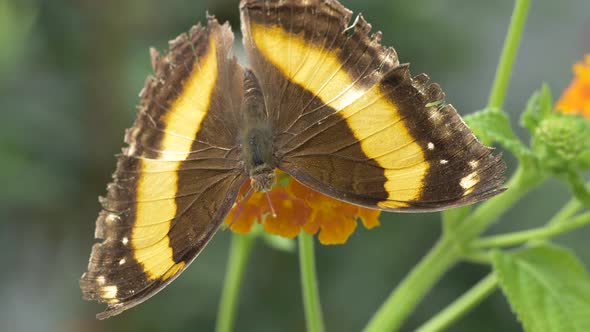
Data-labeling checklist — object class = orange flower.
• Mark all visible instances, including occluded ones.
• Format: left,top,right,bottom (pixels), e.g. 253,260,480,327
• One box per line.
556,54,590,117
224,171,381,245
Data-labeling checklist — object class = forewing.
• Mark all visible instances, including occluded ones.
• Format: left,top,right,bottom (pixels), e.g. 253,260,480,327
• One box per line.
80,17,247,318
240,0,505,211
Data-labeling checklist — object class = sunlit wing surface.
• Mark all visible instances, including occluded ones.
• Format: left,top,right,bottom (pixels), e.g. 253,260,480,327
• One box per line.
240,0,505,211
80,17,247,319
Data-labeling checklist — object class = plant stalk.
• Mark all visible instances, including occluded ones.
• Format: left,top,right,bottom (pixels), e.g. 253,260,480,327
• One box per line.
416,274,498,332
487,0,530,109
471,212,590,249
364,238,461,332
545,180,589,227
364,163,541,332
457,164,544,242
299,233,325,332
216,233,255,332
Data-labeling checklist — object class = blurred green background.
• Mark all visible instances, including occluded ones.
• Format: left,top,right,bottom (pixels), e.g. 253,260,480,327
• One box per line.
1,0,589,331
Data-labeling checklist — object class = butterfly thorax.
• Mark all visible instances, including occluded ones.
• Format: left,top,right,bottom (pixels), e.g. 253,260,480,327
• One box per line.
240,70,276,192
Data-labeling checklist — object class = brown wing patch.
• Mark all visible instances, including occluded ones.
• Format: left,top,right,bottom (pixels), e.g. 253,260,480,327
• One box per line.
240,0,505,211
80,16,247,319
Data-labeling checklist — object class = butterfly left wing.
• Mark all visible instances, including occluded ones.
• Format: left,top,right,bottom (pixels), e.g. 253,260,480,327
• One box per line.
80,17,247,318
240,0,505,211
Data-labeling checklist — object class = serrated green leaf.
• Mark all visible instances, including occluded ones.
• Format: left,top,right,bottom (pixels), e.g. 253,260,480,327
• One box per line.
464,108,529,157
492,244,590,332
521,84,554,133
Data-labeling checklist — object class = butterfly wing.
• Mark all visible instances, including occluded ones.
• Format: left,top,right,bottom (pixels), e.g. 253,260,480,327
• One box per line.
240,0,505,211
80,17,247,319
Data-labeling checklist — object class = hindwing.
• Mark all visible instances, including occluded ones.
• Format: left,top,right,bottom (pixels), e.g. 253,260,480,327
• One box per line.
80,17,247,319
240,0,505,211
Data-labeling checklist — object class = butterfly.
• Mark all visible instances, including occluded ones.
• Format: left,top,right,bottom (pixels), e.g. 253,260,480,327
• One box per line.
80,0,505,319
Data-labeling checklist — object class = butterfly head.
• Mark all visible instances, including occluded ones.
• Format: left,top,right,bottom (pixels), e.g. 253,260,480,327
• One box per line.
250,164,276,192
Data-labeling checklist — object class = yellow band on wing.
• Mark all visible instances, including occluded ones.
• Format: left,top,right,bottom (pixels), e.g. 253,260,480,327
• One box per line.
132,35,218,280
250,24,427,207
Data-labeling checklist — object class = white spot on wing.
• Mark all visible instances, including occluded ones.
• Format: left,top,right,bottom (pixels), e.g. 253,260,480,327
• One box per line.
440,159,448,165
97,276,106,285
101,285,118,299
119,258,126,265
122,237,129,245
427,142,435,150
469,160,479,169
125,145,137,156
106,214,120,223
430,111,442,122
460,171,480,195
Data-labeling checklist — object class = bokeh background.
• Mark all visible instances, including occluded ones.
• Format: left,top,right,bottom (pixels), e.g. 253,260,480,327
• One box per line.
1,0,589,331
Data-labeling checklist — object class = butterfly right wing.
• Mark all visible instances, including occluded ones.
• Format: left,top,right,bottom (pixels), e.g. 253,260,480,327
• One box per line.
240,0,505,211
80,17,247,319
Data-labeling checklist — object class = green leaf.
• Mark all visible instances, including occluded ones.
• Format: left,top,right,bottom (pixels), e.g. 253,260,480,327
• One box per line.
464,108,529,157
492,244,590,332
520,84,553,133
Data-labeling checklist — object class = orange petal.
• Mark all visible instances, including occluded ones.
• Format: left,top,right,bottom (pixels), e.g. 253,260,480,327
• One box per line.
357,207,381,229
302,210,321,236
263,188,310,238
314,210,358,245
287,175,380,243
226,174,381,244
225,202,261,234
556,54,590,118
224,181,264,234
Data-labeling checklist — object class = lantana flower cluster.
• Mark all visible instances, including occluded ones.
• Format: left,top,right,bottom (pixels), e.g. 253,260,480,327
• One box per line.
225,171,380,245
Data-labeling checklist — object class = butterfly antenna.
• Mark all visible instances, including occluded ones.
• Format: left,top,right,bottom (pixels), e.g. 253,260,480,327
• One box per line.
265,191,277,218
225,186,254,230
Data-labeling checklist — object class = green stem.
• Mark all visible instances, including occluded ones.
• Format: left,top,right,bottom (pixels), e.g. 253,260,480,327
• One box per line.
416,274,498,332
365,164,542,332
364,1,533,330
546,180,589,227
216,233,255,332
420,180,587,331
443,0,531,240
299,233,325,332
463,251,492,265
420,208,590,332
457,164,544,242
364,238,461,332
548,196,583,226
420,185,590,331
442,206,472,234
487,0,530,109
441,165,536,245
567,173,590,209
472,212,590,249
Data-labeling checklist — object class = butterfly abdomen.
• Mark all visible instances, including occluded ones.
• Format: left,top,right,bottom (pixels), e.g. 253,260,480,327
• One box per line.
240,69,277,192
